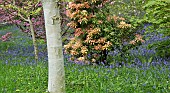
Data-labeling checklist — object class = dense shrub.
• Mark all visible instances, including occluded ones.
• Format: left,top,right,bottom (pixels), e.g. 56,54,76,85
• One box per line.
142,0,170,35
64,0,144,64
142,0,170,58
148,38,170,58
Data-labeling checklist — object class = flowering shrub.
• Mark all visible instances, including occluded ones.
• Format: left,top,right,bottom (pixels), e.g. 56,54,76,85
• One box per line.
0,0,46,40
64,0,144,64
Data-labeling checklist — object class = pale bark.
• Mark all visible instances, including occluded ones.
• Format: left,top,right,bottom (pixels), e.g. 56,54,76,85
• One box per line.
28,16,39,62
42,0,65,93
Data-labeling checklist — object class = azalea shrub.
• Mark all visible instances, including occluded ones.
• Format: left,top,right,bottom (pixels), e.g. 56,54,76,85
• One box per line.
64,0,144,65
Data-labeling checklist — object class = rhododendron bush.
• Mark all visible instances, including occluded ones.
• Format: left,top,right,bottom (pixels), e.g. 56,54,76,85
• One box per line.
64,0,144,64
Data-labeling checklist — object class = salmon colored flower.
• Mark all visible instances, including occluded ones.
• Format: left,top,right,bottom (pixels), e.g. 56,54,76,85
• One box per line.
76,3,84,9
84,2,90,8
129,40,136,45
77,57,85,61
113,15,118,23
97,37,106,43
64,43,72,49
119,17,125,21
81,46,88,54
94,44,102,50
117,21,131,28
92,58,96,62
98,20,103,24
107,16,111,21
72,41,82,50
67,21,77,28
92,54,99,58
70,50,78,55
89,40,96,45
135,34,145,43
129,34,145,45
68,2,76,9
102,41,112,50
75,28,84,37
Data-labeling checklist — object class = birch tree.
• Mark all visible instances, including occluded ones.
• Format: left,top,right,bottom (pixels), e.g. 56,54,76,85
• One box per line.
42,0,65,93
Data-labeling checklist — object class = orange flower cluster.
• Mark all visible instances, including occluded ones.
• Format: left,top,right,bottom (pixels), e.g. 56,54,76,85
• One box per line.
64,38,82,52
93,41,112,50
92,0,98,3
129,34,145,45
96,37,106,43
78,11,94,24
85,28,101,45
64,37,88,61
68,2,90,10
76,46,88,62
70,50,78,55
72,41,82,50
74,28,84,37
113,16,125,23
107,15,125,23
81,46,88,55
117,21,131,29
66,10,79,19
66,2,94,24
88,27,100,36
77,57,85,61
67,21,77,28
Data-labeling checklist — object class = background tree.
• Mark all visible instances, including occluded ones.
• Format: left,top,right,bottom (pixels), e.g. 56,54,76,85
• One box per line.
42,0,65,92
0,0,44,62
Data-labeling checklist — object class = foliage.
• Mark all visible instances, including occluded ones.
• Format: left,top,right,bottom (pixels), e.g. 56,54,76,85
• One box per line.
64,0,144,64
141,0,170,58
106,0,146,27
142,0,170,35
0,63,47,93
148,38,170,58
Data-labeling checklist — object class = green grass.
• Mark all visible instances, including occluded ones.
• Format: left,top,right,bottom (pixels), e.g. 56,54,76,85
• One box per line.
0,61,169,93
65,64,170,93
0,63,48,93
0,25,170,93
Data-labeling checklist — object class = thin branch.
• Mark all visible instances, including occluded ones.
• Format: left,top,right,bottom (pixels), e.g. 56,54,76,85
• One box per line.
18,13,29,22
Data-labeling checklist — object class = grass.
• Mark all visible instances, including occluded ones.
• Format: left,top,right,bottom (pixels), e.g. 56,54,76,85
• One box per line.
0,25,170,93
0,63,47,93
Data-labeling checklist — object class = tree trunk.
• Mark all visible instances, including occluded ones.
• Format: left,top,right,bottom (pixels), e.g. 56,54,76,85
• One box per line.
28,16,39,62
42,0,65,93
